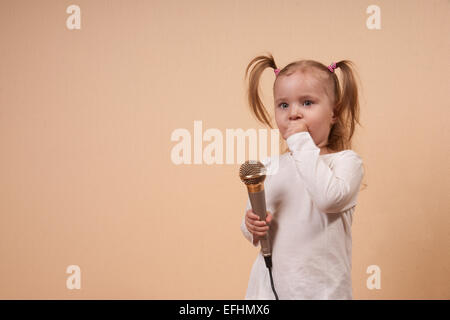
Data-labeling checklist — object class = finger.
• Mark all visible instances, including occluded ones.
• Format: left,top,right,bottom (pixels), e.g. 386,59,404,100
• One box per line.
246,215,260,226
246,210,260,221
253,225,270,233
250,212,260,220
255,230,268,237
246,220,265,233
246,220,268,233
253,220,267,227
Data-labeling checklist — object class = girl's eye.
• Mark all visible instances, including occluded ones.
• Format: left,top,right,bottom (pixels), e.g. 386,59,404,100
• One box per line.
279,100,313,109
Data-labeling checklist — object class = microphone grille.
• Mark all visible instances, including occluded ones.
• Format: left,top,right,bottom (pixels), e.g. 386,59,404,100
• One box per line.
239,160,266,185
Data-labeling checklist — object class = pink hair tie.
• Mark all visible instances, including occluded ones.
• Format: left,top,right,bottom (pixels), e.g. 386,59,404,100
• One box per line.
327,62,337,73
274,68,280,76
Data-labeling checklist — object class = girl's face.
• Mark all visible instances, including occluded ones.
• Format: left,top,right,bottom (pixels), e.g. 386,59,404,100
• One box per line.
274,70,336,153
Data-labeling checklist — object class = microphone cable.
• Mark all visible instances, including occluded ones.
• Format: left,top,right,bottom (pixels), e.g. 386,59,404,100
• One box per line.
263,256,279,300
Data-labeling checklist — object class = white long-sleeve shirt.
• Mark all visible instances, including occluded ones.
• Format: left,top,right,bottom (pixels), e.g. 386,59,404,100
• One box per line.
240,131,364,300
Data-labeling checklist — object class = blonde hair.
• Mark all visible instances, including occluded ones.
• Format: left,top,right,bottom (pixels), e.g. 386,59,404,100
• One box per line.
244,52,362,154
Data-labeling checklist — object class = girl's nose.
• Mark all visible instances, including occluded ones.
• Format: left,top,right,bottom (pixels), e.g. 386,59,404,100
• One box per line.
289,104,303,120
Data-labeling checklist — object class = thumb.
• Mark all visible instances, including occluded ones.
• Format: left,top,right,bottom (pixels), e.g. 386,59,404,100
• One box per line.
266,211,273,224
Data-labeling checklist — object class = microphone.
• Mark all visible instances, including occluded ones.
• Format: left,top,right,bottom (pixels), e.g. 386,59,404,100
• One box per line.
239,160,272,268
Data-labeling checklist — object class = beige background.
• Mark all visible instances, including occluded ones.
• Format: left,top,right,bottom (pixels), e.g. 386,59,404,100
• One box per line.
1,0,449,299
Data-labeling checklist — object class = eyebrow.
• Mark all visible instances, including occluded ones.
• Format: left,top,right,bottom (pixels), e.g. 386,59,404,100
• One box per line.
275,94,318,103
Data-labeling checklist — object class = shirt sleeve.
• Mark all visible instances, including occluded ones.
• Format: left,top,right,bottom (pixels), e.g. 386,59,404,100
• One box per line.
286,131,364,213
240,198,260,247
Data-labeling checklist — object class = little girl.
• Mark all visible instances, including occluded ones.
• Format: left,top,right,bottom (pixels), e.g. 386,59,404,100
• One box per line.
240,53,365,300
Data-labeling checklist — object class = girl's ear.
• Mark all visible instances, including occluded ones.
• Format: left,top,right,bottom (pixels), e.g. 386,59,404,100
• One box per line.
331,109,337,125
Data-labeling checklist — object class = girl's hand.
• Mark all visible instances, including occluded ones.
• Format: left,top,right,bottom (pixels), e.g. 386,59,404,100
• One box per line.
245,209,273,241
283,120,309,140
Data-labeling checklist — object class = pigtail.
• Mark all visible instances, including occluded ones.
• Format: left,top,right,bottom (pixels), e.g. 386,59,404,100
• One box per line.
331,61,367,190
327,60,362,151
244,53,278,128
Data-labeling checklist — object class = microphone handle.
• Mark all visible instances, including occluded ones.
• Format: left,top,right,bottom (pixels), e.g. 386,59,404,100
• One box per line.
248,187,272,257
